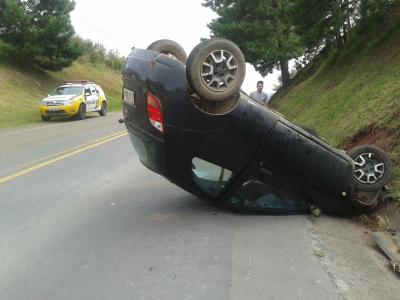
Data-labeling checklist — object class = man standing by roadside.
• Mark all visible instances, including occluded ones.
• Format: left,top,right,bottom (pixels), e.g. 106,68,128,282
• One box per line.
250,81,269,106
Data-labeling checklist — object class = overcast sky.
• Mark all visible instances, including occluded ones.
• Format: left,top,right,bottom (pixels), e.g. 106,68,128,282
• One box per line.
70,0,280,96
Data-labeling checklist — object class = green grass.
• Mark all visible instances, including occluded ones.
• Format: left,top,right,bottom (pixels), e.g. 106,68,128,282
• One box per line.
271,27,400,201
0,56,122,128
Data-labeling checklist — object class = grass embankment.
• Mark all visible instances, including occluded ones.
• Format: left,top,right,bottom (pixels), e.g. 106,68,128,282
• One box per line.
0,57,122,129
271,27,400,202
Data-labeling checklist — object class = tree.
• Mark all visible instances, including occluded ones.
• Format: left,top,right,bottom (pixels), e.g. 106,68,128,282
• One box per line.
204,0,303,87
291,0,359,51
0,0,82,70
291,0,398,53
358,0,397,30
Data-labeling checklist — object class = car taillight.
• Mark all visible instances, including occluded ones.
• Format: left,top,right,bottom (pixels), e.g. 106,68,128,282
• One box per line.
146,91,164,133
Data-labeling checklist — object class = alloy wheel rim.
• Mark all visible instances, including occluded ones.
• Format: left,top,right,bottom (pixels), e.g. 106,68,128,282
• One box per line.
353,152,384,184
200,49,238,92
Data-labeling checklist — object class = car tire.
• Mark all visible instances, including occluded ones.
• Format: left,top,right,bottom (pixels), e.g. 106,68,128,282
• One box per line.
351,189,380,213
99,102,107,116
186,38,246,102
147,39,187,64
77,103,86,120
41,115,51,121
299,125,319,138
347,145,392,192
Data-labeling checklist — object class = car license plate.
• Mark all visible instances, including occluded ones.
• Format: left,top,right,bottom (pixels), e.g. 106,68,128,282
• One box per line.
123,88,135,106
49,107,59,111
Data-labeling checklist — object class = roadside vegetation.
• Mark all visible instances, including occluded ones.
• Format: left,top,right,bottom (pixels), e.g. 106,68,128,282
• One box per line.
75,37,125,72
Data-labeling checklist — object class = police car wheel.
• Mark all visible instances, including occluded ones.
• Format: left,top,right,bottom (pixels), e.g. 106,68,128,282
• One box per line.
41,115,51,121
99,102,107,116
77,104,86,120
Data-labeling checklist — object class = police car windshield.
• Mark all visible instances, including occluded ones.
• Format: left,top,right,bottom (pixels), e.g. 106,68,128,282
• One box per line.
53,86,83,96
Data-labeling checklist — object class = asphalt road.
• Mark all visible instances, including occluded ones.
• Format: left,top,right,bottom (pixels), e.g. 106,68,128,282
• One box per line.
0,112,399,300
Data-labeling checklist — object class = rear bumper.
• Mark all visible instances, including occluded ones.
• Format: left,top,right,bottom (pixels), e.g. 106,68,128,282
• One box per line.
126,121,166,175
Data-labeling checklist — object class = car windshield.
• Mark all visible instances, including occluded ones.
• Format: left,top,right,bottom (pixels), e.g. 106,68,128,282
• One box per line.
52,86,83,96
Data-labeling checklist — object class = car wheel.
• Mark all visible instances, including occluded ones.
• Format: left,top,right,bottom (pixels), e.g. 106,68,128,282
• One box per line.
147,39,187,64
299,125,319,138
99,102,107,116
347,145,392,192
186,38,246,102
351,189,380,213
41,115,51,121
77,104,86,120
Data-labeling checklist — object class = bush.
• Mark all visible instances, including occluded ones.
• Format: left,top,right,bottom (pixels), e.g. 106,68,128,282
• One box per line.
74,37,125,71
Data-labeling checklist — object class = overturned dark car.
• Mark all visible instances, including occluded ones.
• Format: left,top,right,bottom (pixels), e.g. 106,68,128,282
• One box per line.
121,38,392,215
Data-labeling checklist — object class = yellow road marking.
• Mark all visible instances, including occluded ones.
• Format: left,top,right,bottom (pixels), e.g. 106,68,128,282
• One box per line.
19,130,127,168
0,131,128,185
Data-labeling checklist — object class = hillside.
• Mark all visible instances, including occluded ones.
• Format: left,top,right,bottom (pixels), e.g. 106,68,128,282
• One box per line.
271,26,400,203
0,57,123,128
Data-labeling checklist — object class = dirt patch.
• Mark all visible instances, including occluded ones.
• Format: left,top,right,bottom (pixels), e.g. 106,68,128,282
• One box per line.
346,126,394,152
353,201,400,231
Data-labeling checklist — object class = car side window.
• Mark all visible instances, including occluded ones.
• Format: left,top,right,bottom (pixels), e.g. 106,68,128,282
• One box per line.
226,180,307,213
84,87,91,96
192,158,232,197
